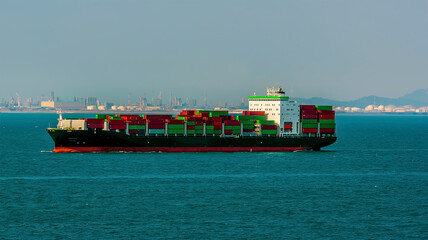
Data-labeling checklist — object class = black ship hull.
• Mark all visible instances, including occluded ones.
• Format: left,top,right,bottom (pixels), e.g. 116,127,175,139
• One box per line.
47,129,337,152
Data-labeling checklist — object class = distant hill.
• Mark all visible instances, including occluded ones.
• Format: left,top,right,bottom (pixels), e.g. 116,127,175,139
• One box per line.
294,88,428,108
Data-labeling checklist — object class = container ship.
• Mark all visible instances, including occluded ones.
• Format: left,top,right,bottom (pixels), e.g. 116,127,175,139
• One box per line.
47,87,337,152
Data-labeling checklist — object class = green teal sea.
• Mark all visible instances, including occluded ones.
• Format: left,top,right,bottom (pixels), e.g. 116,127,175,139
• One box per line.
0,113,427,239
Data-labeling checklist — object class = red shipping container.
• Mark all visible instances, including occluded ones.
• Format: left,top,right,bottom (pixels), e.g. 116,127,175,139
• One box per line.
319,115,335,120
187,125,195,130
224,130,233,135
87,123,104,129
85,118,104,124
243,129,255,132
181,110,197,115
224,120,240,126
300,105,316,110
119,115,141,121
300,110,318,115
108,119,126,125
207,117,222,122
301,114,318,119
148,119,165,124
195,120,204,125
200,112,210,117
109,124,126,130
167,119,184,124
128,119,146,125
129,130,138,134
186,116,203,121
318,110,335,115
302,128,318,133
213,121,222,126
148,124,165,129
284,124,292,129
145,115,173,120
214,125,222,130
243,111,265,116
261,125,277,130
320,128,335,134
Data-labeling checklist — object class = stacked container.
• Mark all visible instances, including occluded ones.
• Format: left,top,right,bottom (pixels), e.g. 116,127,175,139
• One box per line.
108,119,126,131
206,117,222,135
316,106,335,134
120,115,146,135
85,118,104,129
224,120,241,135
144,115,171,135
258,120,277,135
167,119,185,135
300,105,318,133
237,111,266,133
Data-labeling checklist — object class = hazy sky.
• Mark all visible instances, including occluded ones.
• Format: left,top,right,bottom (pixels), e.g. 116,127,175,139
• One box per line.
1,0,427,105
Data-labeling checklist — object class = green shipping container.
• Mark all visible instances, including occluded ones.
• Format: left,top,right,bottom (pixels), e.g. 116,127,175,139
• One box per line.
316,105,333,110
319,119,335,124
95,114,109,119
257,120,275,125
261,130,277,135
206,125,214,130
320,123,336,129
214,130,222,134
168,124,184,129
168,130,185,134
236,115,265,121
129,125,146,130
186,121,195,126
187,130,196,134
301,119,318,124
302,123,318,129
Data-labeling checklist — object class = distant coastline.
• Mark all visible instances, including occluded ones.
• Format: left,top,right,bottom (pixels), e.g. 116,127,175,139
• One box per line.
0,109,426,116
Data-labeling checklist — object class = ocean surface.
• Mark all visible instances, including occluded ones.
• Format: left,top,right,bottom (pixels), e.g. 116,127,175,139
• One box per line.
0,113,427,239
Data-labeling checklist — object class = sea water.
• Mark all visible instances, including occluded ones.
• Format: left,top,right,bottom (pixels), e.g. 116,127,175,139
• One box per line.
0,113,427,239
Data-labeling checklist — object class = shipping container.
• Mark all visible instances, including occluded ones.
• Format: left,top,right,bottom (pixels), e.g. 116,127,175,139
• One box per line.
129,125,146,130
148,129,165,134
317,110,335,115
261,125,277,130
301,119,318,123
224,120,240,126
243,111,265,116
302,128,317,133
320,128,335,134
145,115,173,120
107,119,126,125
261,130,277,135
319,119,335,124
302,123,318,129
316,105,333,111
300,105,316,110
318,114,335,120
301,114,318,119
109,124,126,130
148,124,165,129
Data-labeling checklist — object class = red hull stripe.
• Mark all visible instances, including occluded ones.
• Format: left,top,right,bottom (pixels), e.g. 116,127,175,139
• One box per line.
53,146,312,153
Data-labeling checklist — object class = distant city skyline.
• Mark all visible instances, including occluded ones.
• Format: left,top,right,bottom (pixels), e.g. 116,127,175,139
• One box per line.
1,1,427,104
